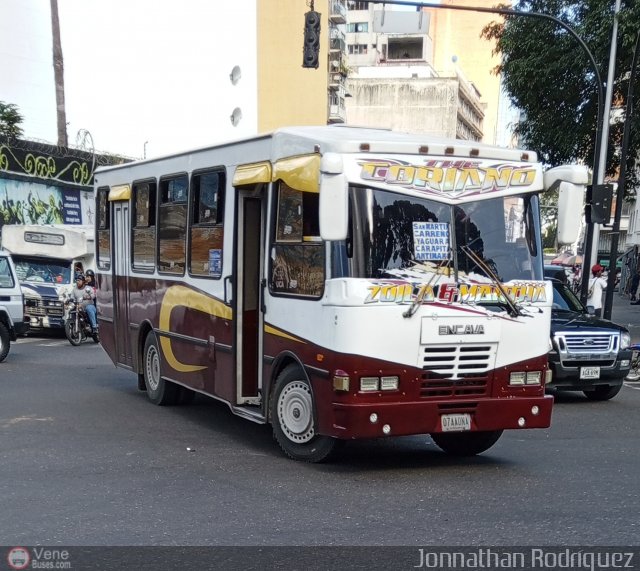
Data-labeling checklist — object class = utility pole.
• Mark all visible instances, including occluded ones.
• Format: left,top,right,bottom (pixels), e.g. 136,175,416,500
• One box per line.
603,31,640,320
580,0,622,306
50,0,68,147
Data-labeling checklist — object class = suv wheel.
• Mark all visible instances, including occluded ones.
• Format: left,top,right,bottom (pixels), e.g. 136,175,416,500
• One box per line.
583,383,622,401
0,321,10,363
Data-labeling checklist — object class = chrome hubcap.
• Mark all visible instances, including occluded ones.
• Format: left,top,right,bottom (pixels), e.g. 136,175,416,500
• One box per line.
278,381,314,443
145,344,160,391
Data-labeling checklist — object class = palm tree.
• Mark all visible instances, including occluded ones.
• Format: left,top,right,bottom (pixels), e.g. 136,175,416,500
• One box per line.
50,0,68,147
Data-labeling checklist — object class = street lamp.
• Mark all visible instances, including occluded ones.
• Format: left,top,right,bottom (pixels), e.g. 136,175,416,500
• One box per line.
603,31,640,319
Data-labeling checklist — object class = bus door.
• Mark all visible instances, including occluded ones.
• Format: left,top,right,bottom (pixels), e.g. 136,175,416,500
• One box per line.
112,200,133,368
234,185,266,405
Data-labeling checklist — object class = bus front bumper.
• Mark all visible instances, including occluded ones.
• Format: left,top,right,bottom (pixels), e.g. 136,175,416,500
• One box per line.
327,395,553,439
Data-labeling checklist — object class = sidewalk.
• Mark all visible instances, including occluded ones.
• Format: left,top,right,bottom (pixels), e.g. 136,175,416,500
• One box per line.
610,292,640,344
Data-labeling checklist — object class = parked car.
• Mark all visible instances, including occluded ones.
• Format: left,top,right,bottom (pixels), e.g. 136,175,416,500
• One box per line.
544,266,631,400
0,250,29,362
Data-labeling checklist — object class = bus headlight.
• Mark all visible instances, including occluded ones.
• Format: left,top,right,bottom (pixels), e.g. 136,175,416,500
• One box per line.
360,377,379,392
380,376,399,391
525,371,542,385
509,372,526,386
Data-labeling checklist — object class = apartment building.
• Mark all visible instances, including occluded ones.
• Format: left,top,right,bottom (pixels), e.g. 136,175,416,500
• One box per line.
257,0,348,132
343,1,485,140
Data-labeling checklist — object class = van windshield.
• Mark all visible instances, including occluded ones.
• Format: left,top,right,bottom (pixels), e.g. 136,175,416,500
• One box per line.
332,186,543,282
13,257,72,284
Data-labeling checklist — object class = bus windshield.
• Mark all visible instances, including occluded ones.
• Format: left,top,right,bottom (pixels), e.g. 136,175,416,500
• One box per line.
13,257,72,284
335,186,543,282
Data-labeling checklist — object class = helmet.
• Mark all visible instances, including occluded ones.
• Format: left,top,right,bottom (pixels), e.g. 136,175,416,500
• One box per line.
85,269,95,277
592,264,604,274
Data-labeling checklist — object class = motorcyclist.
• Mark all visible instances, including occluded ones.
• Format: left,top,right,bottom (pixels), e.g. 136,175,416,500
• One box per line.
84,269,97,302
69,274,98,332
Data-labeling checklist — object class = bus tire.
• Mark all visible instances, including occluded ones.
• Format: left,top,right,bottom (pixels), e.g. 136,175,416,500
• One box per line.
142,333,180,406
430,430,503,456
0,321,10,363
270,365,341,463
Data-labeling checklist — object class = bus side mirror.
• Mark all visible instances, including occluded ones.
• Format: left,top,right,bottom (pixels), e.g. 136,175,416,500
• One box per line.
543,165,588,246
557,182,585,245
319,153,348,241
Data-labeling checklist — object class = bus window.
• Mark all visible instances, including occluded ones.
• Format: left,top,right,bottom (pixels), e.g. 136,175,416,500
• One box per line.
270,182,324,298
132,180,157,272
189,169,225,278
158,174,188,275
97,187,111,270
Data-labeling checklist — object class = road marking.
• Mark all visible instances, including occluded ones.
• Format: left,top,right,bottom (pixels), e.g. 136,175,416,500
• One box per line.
1,415,54,428
624,381,640,390
17,338,68,346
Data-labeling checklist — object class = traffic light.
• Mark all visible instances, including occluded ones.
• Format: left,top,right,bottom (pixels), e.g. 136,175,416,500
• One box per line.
585,183,614,224
302,10,321,69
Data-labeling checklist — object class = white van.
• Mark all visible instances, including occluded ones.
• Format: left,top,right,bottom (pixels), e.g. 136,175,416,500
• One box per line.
0,250,29,362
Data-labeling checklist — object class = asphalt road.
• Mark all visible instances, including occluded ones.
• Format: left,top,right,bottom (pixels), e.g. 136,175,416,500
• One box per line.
2,334,640,549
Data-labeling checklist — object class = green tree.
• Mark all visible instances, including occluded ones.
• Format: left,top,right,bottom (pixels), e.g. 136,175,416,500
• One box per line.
0,101,24,139
483,0,640,189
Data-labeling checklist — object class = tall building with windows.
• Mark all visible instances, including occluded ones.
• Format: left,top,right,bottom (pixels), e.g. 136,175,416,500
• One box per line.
343,1,484,140
426,0,503,144
257,0,348,132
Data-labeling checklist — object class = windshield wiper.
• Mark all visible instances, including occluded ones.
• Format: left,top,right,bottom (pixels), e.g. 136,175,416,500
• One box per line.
402,252,453,319
460,245,521,318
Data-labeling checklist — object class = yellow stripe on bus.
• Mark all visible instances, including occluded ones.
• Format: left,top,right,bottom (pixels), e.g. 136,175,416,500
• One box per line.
264,324,306,344
159,285,232,373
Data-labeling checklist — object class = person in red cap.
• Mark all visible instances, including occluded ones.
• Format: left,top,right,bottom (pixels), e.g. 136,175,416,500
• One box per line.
586,263,607,317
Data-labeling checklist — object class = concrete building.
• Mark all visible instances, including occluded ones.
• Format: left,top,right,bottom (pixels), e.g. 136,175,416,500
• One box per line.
343,2,484,140
426,0,503,145
257,0,347,132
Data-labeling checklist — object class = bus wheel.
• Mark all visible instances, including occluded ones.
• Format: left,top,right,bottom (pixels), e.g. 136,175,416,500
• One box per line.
270,365,341,463
142,333,179,406
430,430,503,456
0,322,10,363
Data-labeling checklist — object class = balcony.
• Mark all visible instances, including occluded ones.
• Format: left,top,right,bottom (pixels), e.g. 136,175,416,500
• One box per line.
329,72,346,89
330,28,346,52
329,102,346,123
329,0,346,24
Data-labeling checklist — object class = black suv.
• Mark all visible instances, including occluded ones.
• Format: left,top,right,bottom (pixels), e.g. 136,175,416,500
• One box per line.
544,266,631,400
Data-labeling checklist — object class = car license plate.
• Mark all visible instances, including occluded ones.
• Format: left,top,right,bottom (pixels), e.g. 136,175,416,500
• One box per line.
441,413,471,432
580,366,600,380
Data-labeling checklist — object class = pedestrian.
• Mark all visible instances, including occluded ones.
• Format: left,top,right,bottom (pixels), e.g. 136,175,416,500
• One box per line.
586,264,607,317
630,269,640,302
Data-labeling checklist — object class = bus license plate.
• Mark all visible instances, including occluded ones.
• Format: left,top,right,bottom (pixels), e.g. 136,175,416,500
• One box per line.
580,366,600,380
441,413,471,432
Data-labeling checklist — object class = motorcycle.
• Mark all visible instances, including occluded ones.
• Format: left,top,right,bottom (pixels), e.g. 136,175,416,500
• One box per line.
625,343,640,382
64,298,99,346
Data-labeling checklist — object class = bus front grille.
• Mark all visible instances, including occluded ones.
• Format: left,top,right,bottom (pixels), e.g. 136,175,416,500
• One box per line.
420,345,494,398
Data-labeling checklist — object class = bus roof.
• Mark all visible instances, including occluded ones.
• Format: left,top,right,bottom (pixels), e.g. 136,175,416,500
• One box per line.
94,125,538,176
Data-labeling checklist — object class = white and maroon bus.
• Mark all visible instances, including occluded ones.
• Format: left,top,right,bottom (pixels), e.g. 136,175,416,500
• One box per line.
94,126,586,462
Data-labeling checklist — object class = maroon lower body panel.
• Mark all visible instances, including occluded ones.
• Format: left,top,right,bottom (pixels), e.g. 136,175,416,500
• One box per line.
327,394,553,439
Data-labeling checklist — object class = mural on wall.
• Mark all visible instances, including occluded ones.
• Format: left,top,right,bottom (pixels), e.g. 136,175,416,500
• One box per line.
0,137,128,230
0,179,87,226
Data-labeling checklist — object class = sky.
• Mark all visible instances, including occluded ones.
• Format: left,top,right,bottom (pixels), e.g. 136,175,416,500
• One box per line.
0,0,257,159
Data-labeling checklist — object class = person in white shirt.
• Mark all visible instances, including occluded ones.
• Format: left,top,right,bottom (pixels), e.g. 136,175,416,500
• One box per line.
586,264,607,317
